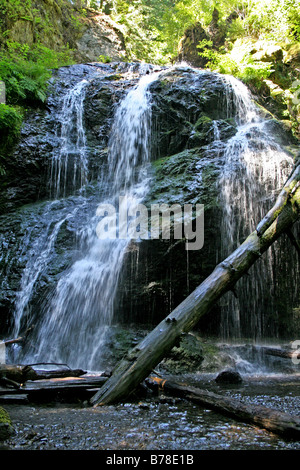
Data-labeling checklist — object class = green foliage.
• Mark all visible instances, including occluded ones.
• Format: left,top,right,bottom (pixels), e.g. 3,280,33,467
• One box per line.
0,103,23,174
0,6,75,174
198,38,273,87
111,0,177,63
98,54,111,63
109,0,300,63
0,41,74,107
0,0,32,21
243,0,300,41
0,406,11,424
0,103,22,137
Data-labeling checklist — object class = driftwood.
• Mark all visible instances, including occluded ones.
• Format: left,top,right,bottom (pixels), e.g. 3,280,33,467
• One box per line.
0,377,20,390
261,347,300,360
0,374,107,403
22,364,86,381
146,376,300,439
0,363,87,383
3,326,35,347
0,364,26,383
90,162,300,407
21,376,107,393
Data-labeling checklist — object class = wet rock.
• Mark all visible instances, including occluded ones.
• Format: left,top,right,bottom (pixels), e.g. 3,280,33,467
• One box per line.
215,369,243,384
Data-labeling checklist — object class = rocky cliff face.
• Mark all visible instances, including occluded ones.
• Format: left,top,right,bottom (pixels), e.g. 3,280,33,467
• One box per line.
0,1,126,63
0,63,299,345
75,10,126,62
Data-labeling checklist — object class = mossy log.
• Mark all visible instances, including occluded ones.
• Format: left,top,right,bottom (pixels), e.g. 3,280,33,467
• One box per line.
90,163,300,407
0,364,86,384
146,376,300,439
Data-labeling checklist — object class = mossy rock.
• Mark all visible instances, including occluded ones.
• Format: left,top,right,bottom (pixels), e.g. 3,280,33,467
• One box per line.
0,407,14,441
147,147,222,210
284,43,300,66
158,333,204,373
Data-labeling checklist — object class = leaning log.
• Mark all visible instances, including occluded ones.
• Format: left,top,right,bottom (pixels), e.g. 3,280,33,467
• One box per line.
91,163,300,407
146,376,300,439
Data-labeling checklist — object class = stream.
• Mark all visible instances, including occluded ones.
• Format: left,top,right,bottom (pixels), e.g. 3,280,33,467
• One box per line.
3,375,300,451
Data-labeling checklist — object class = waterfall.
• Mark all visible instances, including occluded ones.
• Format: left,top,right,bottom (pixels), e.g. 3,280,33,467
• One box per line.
6,64,299,368
50,79,89,199
11,75,94,341
18,71,159,370
219,75,299,340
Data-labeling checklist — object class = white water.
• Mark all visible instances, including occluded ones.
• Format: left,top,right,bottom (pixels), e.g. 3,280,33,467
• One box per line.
50,79,89,199
12,74,92,340
24,72,159,369
9,67,299,368
219,75,298,339
12,204,71,337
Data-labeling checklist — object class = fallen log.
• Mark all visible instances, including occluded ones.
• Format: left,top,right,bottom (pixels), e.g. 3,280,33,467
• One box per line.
21,375,107,393
90,162,300,407
22,364,87,381
0,364,27,383
146,376,300,439
260,347,300,360
0,364,87,383
0,376,20,389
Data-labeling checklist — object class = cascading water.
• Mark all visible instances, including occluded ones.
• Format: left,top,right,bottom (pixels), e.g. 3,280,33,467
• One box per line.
219,75,299,340
4,63,299,373
11,74,94,341
50,79,89,199
16,70,159,370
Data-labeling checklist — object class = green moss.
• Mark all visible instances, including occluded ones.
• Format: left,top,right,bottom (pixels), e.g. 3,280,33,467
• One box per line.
148,148,220,213
194,115,212,131
159,333,204,373
0,407,11,425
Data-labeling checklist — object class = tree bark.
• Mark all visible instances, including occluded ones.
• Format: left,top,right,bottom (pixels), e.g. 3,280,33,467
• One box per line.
0,364,86,383
261,347,300,360
146,376,300,439
21,376,107,393
90,163,300,407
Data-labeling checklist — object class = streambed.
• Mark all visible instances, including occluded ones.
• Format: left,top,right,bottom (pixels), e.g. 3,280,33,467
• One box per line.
2,373,300,451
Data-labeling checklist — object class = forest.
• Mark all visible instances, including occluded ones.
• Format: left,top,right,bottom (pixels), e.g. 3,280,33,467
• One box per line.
0,0,300,454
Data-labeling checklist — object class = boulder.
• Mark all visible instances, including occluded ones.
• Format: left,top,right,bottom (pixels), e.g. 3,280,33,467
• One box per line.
215,369,243,384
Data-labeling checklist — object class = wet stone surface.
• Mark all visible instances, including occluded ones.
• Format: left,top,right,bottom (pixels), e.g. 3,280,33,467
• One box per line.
2,378,300,451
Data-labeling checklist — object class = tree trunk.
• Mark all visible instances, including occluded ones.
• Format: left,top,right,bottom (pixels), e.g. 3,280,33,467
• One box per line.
261,347,300,360
146,376,300,439
0,364,86,383
90,163,300,407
